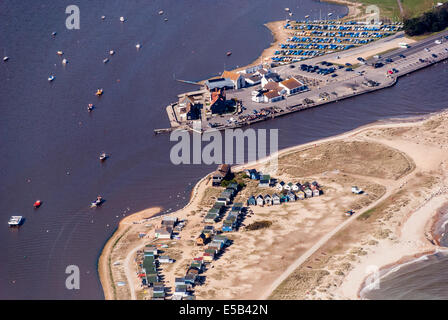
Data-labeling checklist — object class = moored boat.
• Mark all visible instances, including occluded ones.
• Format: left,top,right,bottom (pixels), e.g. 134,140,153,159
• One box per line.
95,88,103,96
87,103,94,112
3,56,9,62
48,75,55,82
57,51,63,56
34,200,42,208
136,43,141,49
103,58,109,63
226,51,232,56
91,196,104,208
99,152,108,161
119,16,125,22
8,216,23,227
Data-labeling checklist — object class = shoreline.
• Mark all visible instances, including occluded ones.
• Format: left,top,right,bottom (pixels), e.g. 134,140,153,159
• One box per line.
99,107,448,299
98,206,162,300
231,0,359,74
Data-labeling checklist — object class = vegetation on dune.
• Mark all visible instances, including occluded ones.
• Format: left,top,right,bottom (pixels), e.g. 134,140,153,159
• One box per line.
403,2,448,36
245,220,273,231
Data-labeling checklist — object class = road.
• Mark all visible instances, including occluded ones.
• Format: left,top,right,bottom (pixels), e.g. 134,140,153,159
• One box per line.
260,160,418,300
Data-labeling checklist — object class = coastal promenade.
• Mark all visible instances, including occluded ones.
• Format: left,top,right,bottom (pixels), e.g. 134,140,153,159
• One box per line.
158,30,448,134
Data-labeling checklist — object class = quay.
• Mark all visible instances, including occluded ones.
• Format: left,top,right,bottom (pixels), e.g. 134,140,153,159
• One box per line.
159,25,448,134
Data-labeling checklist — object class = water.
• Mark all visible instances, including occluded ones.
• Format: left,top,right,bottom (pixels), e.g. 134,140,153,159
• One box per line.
0,0,447,299
361,251,448,300
362,204,448,300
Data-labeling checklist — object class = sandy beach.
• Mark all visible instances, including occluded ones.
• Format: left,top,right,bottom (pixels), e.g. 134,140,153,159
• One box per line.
98,107,448,300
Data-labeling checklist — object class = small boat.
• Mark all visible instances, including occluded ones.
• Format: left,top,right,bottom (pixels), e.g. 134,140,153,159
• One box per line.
109,50,115,55
345,210,354,217
328,13,333,16
305,15,310,19
119,16,125,22
91,196,104,208
48,75,55,82
158,10,164,15
103,58,109,63
101,15,106,20
56,51,63,56
62,58,68,65
87,103,94,112
285,8,290,12
52,31,57,37
164,18,168,22
99,153,108,161
226,51,232,56
95,88,103,96
136,43,141,49
34,200,42,208
8,216,23,227
3,56,9,62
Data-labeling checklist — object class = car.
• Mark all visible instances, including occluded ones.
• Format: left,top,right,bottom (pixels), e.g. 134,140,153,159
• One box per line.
345,63,352,66
432,53,438,58
424,47,430,52
385,58,393,63
435,40,442,44
374,62,384,68
387,70,393,75
392,68,399,73
345,68,353,71
357,57,365,62
419,58,425,63
289,64,295,68
331,73,338,78
399,54,406,58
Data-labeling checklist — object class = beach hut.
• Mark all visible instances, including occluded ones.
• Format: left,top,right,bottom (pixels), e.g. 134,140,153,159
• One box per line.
264,194,272,206
276,181,285,191
256,195,264,206
247,195,256,206
304,188,313,198
287,191,296,202
313,188,320,197
296,190,305,200
272,193,281,205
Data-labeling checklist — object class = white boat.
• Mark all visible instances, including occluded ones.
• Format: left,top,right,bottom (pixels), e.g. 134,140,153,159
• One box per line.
48,75,55,82
99,153,108,161
3,56,9,62
328,13,333,16
119,16,125,22
62,58,68,65
52,31,57,37
158,10,164,15
109,50,115,55
136,43,141,49
285,8,290,12
8,216,23,227
57,51,63,56
101,15,106,20
91,196,104,208
103,58,109,63
305,15,310,19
